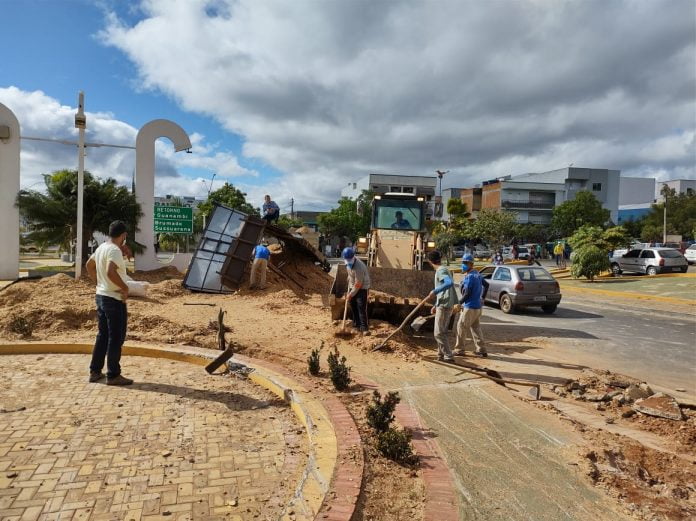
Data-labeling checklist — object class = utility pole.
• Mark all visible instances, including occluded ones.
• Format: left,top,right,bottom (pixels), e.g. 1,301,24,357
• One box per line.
290,197,294,219
75,92,86,279
663,198,667,244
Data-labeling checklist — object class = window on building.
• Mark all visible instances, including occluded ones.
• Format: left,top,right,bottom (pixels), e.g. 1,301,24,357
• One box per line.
372,186,380,190
352,183,357,189
402,187,414,193
390,186,402,192
592,183,602,191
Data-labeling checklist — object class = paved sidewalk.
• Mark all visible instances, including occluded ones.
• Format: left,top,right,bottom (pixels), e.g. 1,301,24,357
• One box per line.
348,357,630,521
0,354,306,521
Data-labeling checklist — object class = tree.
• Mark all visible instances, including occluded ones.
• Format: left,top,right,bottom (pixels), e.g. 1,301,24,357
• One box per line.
467,209,518,252
16,169,142,265
567,225,629,281
515,223,550,244
640,186,696,240
551,191,610,237
197,182,259,221
446,199,472,239
277,215,304,230
318,190,372,242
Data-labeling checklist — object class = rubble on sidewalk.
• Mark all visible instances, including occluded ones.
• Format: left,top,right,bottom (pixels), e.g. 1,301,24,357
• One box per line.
633,393,684,421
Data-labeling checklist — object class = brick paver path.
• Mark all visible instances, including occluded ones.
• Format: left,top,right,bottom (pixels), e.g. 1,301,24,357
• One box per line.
0,354,307,521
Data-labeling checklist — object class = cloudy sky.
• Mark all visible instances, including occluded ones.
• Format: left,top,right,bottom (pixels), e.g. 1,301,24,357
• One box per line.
1,0,694,211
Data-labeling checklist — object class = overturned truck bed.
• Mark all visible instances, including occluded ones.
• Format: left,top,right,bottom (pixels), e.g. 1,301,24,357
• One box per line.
330,264,434,325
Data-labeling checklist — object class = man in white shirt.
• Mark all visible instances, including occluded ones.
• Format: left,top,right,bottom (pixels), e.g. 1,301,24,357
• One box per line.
85,221,133,385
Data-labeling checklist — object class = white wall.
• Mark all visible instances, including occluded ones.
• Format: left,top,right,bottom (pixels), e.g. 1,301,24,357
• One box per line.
0,104,20,280
620,177,656,205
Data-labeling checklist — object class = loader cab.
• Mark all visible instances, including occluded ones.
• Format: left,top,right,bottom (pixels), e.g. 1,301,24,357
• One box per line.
371,193,425,232
367,194,430,270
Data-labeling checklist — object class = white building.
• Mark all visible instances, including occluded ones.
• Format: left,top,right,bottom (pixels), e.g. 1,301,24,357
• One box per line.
154,195,204,209
656,179,696,200
341,174,437,199
619,177,656,206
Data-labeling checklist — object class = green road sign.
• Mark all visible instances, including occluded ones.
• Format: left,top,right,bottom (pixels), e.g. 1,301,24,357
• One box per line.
154,205,193,234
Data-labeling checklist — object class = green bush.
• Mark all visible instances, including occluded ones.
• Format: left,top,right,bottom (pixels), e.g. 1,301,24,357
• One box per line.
376,428,418,465
327,351,351,391
366,390,400,433
307,347,321,376
570,245,610,281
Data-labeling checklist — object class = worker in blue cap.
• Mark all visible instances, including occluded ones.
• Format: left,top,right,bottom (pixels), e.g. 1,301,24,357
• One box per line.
249,239,271,289
342,247,371,335
454,253,488,357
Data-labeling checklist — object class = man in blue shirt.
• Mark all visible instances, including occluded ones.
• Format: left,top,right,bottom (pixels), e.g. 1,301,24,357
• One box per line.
454,254,488,357
262,195,280,225
426,250,458,362
390,211,412,229
250,241,271,289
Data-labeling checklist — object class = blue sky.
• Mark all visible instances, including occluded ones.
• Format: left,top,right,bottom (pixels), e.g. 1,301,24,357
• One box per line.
1,0,694,211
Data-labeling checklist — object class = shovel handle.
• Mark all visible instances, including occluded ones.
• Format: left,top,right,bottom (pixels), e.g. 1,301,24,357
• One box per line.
341,294,350,330
374,295,430,351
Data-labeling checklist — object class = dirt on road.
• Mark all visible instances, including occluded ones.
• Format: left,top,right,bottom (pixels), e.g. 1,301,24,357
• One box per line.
1,267,694,520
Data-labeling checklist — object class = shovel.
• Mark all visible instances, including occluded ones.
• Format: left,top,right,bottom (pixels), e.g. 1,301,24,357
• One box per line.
373,295,430,351
334,294,354,338
429,357,541,400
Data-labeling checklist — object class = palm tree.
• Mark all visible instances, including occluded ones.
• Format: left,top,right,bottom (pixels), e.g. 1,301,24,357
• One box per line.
16,169,142,266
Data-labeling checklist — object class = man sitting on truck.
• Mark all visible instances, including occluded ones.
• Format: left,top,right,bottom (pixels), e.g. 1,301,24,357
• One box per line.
390,211,412,229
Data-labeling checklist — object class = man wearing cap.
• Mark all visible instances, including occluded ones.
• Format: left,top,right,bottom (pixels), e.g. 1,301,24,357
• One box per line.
84,220,133,386
342,247,371,335
426,250,458,362
250,241,271,289
454,254,488,357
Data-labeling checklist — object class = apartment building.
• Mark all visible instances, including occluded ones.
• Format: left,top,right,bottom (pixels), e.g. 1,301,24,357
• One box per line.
341,174,438,219
461,167,621,225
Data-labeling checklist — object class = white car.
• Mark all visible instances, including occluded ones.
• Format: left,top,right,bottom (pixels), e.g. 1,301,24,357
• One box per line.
685,244,696,265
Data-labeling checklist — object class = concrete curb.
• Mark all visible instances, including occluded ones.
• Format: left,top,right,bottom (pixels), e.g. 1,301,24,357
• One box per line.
0,343,361,521
352,375,460,521
560,285,695,306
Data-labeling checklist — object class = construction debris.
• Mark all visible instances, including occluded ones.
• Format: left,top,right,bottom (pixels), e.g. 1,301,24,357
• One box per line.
633,393,684,421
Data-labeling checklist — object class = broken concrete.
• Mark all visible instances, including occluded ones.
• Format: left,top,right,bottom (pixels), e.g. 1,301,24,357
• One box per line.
624,384,652,403
633,393,684,421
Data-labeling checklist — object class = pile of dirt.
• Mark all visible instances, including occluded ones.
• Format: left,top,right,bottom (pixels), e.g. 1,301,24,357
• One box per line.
131,265,183,283
582,437,696,520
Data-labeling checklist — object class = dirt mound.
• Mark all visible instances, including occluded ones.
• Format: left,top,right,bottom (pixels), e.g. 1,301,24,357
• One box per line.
583,438,696,520
131,265,183,283
148,279,187,298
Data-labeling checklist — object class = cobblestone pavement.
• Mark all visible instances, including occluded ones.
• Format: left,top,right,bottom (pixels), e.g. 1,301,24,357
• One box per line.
0,354,307,521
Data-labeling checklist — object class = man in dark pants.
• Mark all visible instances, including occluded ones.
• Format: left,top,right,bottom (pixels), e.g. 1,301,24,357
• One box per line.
343,247,371,336
85,220,133,385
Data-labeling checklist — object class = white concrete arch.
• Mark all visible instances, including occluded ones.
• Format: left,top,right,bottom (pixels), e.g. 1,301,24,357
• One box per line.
134,119,192,271
0,103,20,280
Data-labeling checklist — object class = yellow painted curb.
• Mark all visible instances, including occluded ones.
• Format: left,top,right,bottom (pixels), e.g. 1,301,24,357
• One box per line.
561,286,695,306
0,342,336,521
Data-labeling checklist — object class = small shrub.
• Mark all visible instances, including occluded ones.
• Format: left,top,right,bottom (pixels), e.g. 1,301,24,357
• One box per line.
327,351,351,391
307,347,321,376
8,315,33,338
377,427,418,465
366,390,400,433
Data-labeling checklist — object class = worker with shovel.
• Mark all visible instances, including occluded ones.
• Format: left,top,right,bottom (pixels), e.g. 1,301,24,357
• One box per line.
343,247,371,336
426,250,458,362
454,254,488,358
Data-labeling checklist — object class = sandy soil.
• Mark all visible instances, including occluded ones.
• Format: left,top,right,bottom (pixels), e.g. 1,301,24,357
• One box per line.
1,264,693,520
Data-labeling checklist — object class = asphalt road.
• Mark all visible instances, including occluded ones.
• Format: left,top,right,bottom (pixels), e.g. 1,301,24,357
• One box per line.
479,294,696,395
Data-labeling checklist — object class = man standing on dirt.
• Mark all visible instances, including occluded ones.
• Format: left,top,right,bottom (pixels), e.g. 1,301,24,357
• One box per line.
454,254,488,358
84,220,133,386
343,247,371,336
249,241,271,290
426,250,458,362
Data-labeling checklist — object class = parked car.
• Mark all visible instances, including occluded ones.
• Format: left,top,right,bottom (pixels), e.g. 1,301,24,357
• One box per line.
684,244,696,265
502,246,529,260
478,265,562,314
473,245,491,259
452,246,468,259
610,247,688,275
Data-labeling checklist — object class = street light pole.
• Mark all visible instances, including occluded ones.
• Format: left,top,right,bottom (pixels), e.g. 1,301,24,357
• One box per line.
75,92,86,279
663,197,667,244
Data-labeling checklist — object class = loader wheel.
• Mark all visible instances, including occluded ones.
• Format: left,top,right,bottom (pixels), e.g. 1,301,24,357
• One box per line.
500,294,515,314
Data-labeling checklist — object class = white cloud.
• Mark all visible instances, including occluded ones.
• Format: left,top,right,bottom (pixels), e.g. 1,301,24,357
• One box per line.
0,86,257,198
99,0,695,209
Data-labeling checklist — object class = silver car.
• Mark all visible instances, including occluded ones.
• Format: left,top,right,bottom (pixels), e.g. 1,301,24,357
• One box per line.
610,247,688,275
479,265,562,314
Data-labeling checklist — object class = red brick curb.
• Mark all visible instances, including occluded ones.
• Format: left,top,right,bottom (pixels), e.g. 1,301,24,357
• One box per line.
352,375,460,521
236,355,364,521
